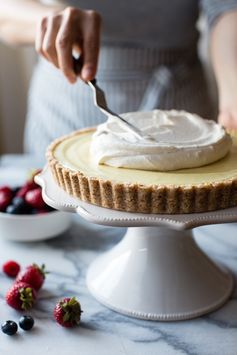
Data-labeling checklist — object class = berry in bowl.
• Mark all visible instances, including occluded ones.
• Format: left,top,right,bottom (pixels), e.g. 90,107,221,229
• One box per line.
0,171,71,241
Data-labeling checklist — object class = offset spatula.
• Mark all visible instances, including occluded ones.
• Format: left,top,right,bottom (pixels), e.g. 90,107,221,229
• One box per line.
74,58,154,141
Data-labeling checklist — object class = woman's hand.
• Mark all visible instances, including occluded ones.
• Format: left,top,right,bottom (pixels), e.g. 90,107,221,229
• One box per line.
210,10,237,131
218,87,237,130
35,6,101,83
218,108,237,131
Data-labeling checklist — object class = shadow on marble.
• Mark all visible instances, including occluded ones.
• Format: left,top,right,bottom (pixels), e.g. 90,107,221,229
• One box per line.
45,217,126,252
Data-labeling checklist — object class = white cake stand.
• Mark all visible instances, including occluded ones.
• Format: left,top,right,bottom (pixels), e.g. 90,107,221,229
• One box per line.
36,166,236,321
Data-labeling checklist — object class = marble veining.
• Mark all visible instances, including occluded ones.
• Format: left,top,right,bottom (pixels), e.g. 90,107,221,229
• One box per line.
0,156,237,355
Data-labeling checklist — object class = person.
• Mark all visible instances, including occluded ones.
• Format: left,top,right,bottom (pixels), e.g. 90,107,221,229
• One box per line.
1,1,237,158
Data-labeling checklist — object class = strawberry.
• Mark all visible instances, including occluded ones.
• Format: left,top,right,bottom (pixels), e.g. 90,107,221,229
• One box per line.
25,188,45,209
54,297,82,327
16,264,48,291
0,186,13,195
2,260,20,278
16,181,37,199
6,282,36,311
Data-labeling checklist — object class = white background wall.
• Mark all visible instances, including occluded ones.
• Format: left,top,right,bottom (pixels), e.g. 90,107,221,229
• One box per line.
0,43,36,154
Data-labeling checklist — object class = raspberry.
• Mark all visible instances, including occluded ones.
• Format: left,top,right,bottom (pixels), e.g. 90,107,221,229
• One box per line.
3,261,21,278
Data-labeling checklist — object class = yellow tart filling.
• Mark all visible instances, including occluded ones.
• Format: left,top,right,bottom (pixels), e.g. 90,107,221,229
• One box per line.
53,130,237,186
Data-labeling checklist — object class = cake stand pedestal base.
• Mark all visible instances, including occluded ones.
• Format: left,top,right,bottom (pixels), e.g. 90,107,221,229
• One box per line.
87,226,233,321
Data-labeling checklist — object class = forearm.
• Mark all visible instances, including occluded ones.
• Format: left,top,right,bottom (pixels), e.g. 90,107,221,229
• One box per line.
210,10,237,110
0,0,64,45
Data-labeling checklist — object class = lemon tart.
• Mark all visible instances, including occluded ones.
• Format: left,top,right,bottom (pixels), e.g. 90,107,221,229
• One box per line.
47,110,237,214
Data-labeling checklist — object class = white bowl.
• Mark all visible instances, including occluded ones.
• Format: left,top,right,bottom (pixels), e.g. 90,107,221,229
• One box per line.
0,210,71,242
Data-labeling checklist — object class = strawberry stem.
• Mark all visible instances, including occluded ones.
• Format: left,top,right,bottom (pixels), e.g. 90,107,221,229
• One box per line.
61,297,82,325
33,263,49,278
19,287,34,310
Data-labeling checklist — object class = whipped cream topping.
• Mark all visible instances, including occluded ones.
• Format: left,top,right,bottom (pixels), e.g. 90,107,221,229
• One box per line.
90,110,232,171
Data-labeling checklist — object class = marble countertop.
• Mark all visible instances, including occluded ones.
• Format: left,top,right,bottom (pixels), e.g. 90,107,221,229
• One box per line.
0,155,237,355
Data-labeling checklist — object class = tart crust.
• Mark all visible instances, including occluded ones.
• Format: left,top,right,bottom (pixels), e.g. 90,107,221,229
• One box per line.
46,128,237,214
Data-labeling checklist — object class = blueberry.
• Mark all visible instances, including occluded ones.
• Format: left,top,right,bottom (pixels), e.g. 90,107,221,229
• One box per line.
12,186,21,196
6,204,23,214
30,208,38,215
6,200,31,215
12,196,24,206
1,320,18,335
5,205,17,214
19,315,34,331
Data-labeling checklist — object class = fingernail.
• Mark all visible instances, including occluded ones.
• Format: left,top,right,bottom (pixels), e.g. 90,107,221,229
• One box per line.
82,67,94,81
68,75,77,84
